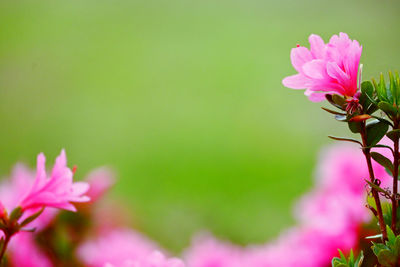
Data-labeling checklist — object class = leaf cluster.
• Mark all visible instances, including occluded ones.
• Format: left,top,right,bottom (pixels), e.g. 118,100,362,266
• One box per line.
331,250,363,267
372,226,400,267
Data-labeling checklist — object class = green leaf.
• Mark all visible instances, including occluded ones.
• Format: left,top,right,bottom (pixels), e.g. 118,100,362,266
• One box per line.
348,121,363,133
19,208,44,227
326,94,344,110
366,120,390,146
9,206,23,222
387,225,396,244
377,249,397,267
360,81,376,107
378,101,397,116
371,152,394,173
362,80,374,97
387,129,400,142
321,107,346,115
332,94,346,107
328,136,362,146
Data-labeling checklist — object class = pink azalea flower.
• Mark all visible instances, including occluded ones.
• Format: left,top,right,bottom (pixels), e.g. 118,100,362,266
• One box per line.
104,251,185,267
0,164,59,230
184,234,244,267
282,32,362,101
7,232,53,267
76,228,159,267
19,150,90,212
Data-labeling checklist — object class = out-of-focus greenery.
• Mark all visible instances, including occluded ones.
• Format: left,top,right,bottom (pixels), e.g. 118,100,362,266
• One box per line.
0,0,399,252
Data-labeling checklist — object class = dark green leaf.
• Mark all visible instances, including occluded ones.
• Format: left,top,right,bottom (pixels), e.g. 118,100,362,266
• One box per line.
377,250,397,267
366,120,390,146
370,152,394,173
9,207,23,222
19,208,44,227
378,101,397,116
326,94,344,109
332,94,346,107
362,80,374,97
348,121,362,133
387,129,400,142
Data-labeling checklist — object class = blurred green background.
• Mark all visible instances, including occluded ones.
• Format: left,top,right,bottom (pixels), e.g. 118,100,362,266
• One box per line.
0,0,400,252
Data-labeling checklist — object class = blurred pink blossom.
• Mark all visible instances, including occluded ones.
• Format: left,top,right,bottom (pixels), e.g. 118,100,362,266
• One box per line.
244,226,357,267
315,143,391,193
84,167,116,203
104,251,185,267
77,228,159,267
282,32,362,101
184,234,244,267
19,150,90,212
7,232,53,267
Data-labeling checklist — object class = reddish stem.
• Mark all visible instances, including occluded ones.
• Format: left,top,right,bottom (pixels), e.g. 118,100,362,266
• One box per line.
360,122,388,241
0,232,11,265
391,119,399,234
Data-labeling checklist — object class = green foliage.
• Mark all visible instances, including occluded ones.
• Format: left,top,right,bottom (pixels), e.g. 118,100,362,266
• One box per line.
331,250,363,267
372,226,400,267
387,129,400,142
366,119,390,146
361,81,379,114
373,72,400,117
370,152,394,173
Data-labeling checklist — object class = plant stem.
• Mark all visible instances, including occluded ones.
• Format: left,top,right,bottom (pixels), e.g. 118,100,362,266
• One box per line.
0,232,11,265
392,119,399,234
360,123,388,241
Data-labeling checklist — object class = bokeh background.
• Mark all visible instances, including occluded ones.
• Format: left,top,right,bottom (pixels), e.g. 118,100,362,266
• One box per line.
1,0,399,252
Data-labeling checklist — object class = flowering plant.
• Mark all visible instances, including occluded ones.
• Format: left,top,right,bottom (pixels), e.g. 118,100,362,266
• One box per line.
1,32,399,267
283,32,400,266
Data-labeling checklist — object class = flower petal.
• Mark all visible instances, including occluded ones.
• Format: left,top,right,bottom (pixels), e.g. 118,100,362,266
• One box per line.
282,74,310,89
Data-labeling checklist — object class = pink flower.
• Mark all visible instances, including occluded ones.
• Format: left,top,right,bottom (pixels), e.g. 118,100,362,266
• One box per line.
244,226,357,267
282,32,362,101
19,150,90,212
77,228,159,267
104,251,185,267
184,234,244,267
315,143,391,194
84,167,115,203
7,232,53,267
0,164,59,229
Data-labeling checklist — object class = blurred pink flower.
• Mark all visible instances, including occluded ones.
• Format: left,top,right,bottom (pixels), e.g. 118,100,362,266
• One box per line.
184,234,243,267
244,226,357,267
282,32,362,101
84,167,115,203
104,251,185,267
77,228,159,267
315,143,391,193
294,190,367,235
19,150,90,212
7,232,53,267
